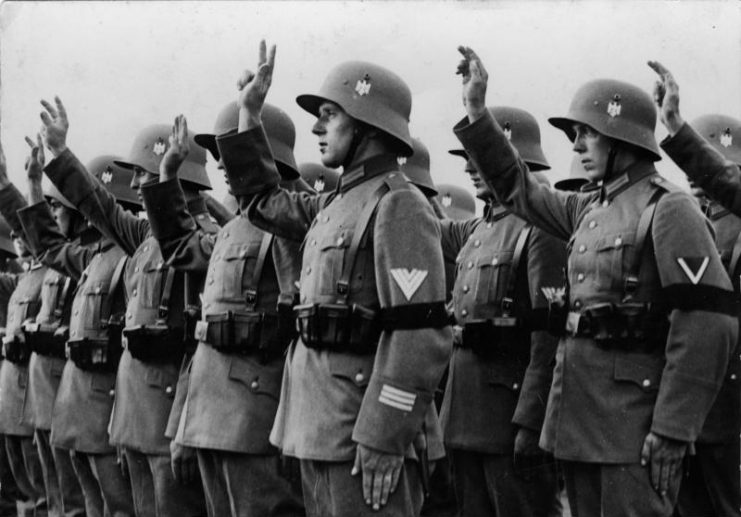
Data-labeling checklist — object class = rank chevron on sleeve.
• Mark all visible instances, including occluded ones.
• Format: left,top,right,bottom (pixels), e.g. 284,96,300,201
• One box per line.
390,268,428,301
676,257,709,285
378,384,416,412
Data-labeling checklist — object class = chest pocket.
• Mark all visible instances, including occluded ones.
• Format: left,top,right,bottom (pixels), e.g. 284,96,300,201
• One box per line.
215,242,262,301
594,232,635,292
473,252,513,308
317,231,353,296
613,354,663,393
138,261,166,309
17,299,40,326
82,283,109,330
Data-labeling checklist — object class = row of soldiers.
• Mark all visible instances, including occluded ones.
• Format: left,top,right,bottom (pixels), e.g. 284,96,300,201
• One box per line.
0,41,738,517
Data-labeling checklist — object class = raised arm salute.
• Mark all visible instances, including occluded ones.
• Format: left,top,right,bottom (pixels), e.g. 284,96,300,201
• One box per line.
453,46,737,517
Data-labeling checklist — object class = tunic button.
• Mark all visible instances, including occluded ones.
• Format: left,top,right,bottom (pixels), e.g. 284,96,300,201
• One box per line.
132,289,137,296
614,237,622,246
354,372,365,384
461,309,468,317
573,300,582,309
224,233,230,238
337,237,344,246
577,273,585,282
474,240,481,247
305,267,312,275
197,214,205,219
165,386,173,395
578,244,586,253
95,287,101,294
486,222,493,229
250,380,259,391
311,240,317,247
143,246,149,252
491,258,498,265
467,261,474,269
641,379,651,388
588,221,597,229
731,374,738,381
323,215,329,223
512,383,519,390
109,389,115,398
127,313,132,320
462,285,470,293
135,267,140,273
74,310,79,316
602,200,609,208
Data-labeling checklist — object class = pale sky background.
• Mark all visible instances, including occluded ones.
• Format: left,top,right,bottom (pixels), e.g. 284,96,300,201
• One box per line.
1,1,740,213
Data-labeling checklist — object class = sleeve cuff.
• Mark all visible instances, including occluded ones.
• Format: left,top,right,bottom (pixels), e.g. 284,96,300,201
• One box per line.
141,178,196,240
216,125,281,196
0,184,29,236
44,148,97,206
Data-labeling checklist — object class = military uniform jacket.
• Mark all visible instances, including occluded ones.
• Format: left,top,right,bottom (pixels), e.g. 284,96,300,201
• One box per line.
142,178,285,454
18,200,125,453
44,149,218,455
438,206,564,454
455,110,737,463
662,123,741,217
216,126,452,461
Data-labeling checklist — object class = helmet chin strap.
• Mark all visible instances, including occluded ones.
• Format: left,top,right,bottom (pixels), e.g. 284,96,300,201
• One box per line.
603,143,619,183
342,124,370,170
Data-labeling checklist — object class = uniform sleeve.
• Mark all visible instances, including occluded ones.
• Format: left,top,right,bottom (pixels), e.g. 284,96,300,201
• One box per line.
17,202,94,281
438,217,478,264
512,228,565,431
141,178,215,273
454,111,592,241
650,191,738,442
201,192,235,227
661,122,741,216
0,183,29,239
352,187,453,454
44,148,149,255
216,126,325,242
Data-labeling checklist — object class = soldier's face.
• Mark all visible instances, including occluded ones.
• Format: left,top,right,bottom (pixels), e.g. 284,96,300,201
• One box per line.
12,236,27,260
464,160,492,200
49,199,74,238
313,102,357,168
130,167,158,203
572,123,611,182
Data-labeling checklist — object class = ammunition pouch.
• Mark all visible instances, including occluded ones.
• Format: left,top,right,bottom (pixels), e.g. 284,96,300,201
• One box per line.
546,301,569,337
23,323,67,359
2,335,31,365
67,337,121,373
123,324,184,364
566,302,668,353
182,305,201,356
453,317,528,359
195,310,289,361
295,303,381,355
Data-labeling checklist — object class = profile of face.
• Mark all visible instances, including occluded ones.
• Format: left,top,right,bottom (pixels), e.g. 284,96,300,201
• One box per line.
49,199,76,238
12,235,28,260
572,123,613,182
130,166,158,204
313,101,358,168
464,159,491,200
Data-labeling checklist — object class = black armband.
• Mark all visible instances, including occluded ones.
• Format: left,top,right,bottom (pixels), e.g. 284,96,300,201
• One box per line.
660,284,740,318
380,302,451,331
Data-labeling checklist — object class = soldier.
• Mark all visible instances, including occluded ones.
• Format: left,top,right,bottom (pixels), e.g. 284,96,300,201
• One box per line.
140,103,306,517
452,47,737,516
18,124,136,516
215,41,452,517
0,138,88,517
299,162,339,194
644,65,741,516
37,100,212,517
441,106,564,517
435,184,476,221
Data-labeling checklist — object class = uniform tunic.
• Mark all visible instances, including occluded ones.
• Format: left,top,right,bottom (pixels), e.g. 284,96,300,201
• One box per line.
214,126,452,462
455,110,737,463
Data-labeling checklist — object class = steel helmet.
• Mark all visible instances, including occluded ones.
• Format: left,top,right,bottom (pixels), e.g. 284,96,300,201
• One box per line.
115,125,212,190
449,106,550,171
298,162,339,194
0,216,16,258
436,184,476,221
195,102,299,179
549,79,661,161
691,114,741,166
399,138,437,196
44,182,76,211
555,155,591,192
296,61,413,156
87,155,142,209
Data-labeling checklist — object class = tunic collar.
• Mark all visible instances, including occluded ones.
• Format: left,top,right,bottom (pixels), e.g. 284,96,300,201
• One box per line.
338,154,400,193
600,162,656,202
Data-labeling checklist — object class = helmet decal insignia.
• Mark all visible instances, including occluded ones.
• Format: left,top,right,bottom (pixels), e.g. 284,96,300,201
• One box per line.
152,138,167,156
397,156,407,166
313,176,326,192
355,74,372,96
721,128,733,148
607,94,622,118
503,121,512,141
101,167,113,184
441,193,453,207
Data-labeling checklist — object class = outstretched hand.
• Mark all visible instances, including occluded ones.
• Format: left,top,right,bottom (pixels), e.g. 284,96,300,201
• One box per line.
456,46,488,122
647,60,684,136
39,96,69,158
159,115,189,182
24,134,45,183
237,39,276,131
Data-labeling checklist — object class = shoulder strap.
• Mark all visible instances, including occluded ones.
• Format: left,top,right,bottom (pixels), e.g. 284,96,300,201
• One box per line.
623,187,665,299
245,232,274,310
501,224,532,315
101,255,129,323
336,182,390,303
53,276,74,320
157,266,177,320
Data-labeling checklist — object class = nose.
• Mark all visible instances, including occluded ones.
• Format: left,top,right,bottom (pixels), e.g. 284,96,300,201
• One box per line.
572,134,586,153
129,171,140,190
312,118,326,136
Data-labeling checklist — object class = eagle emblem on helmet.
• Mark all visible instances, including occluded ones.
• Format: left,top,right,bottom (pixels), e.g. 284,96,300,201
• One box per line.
503,121,512,141
153,138,167,156
607,94,622,118
355,74,372,96
720,128,733,148
100,167,113,184
313,177,326,192
441,193,453,207
397,156,407,166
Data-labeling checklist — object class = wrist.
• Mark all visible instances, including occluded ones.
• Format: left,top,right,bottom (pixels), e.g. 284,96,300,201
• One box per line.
49,144,67,159
466,103,487,124
238,107,262,132
665,115,684,137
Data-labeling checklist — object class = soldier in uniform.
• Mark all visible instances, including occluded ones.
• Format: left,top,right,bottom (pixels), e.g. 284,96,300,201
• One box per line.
18,113,136,516
299,163,340,195
36,100,211,517
217,41,452,517
441,106,564,517
646,63,741,517
140,103,306,517
452,47,737,516
434,185,476,221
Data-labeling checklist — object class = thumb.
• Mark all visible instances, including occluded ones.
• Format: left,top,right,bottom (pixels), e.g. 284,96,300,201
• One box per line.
640,433,652,467
351,447,361,476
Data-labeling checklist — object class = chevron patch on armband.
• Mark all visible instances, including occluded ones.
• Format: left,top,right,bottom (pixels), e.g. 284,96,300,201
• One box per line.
677,257,709,285
390,268,428,301
378,384,416,412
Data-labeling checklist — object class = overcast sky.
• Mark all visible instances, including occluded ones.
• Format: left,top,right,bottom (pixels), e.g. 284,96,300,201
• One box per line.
1,1,740,209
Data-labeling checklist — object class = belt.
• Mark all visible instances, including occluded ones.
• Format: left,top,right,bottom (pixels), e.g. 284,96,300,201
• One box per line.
295,303,381,355
67,338,121,372
195,310,289,360
23,324,67,359
123,325,185,364
452,320,527,359
1,335,31,365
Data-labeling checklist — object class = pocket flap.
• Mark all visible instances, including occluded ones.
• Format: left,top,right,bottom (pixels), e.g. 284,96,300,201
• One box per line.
223,242,261,261
319,231,352,251
328,353,373,387
486,362,523,391
613,355,663,391
228,357,282,399
477,251,512,268
596,232,635,252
